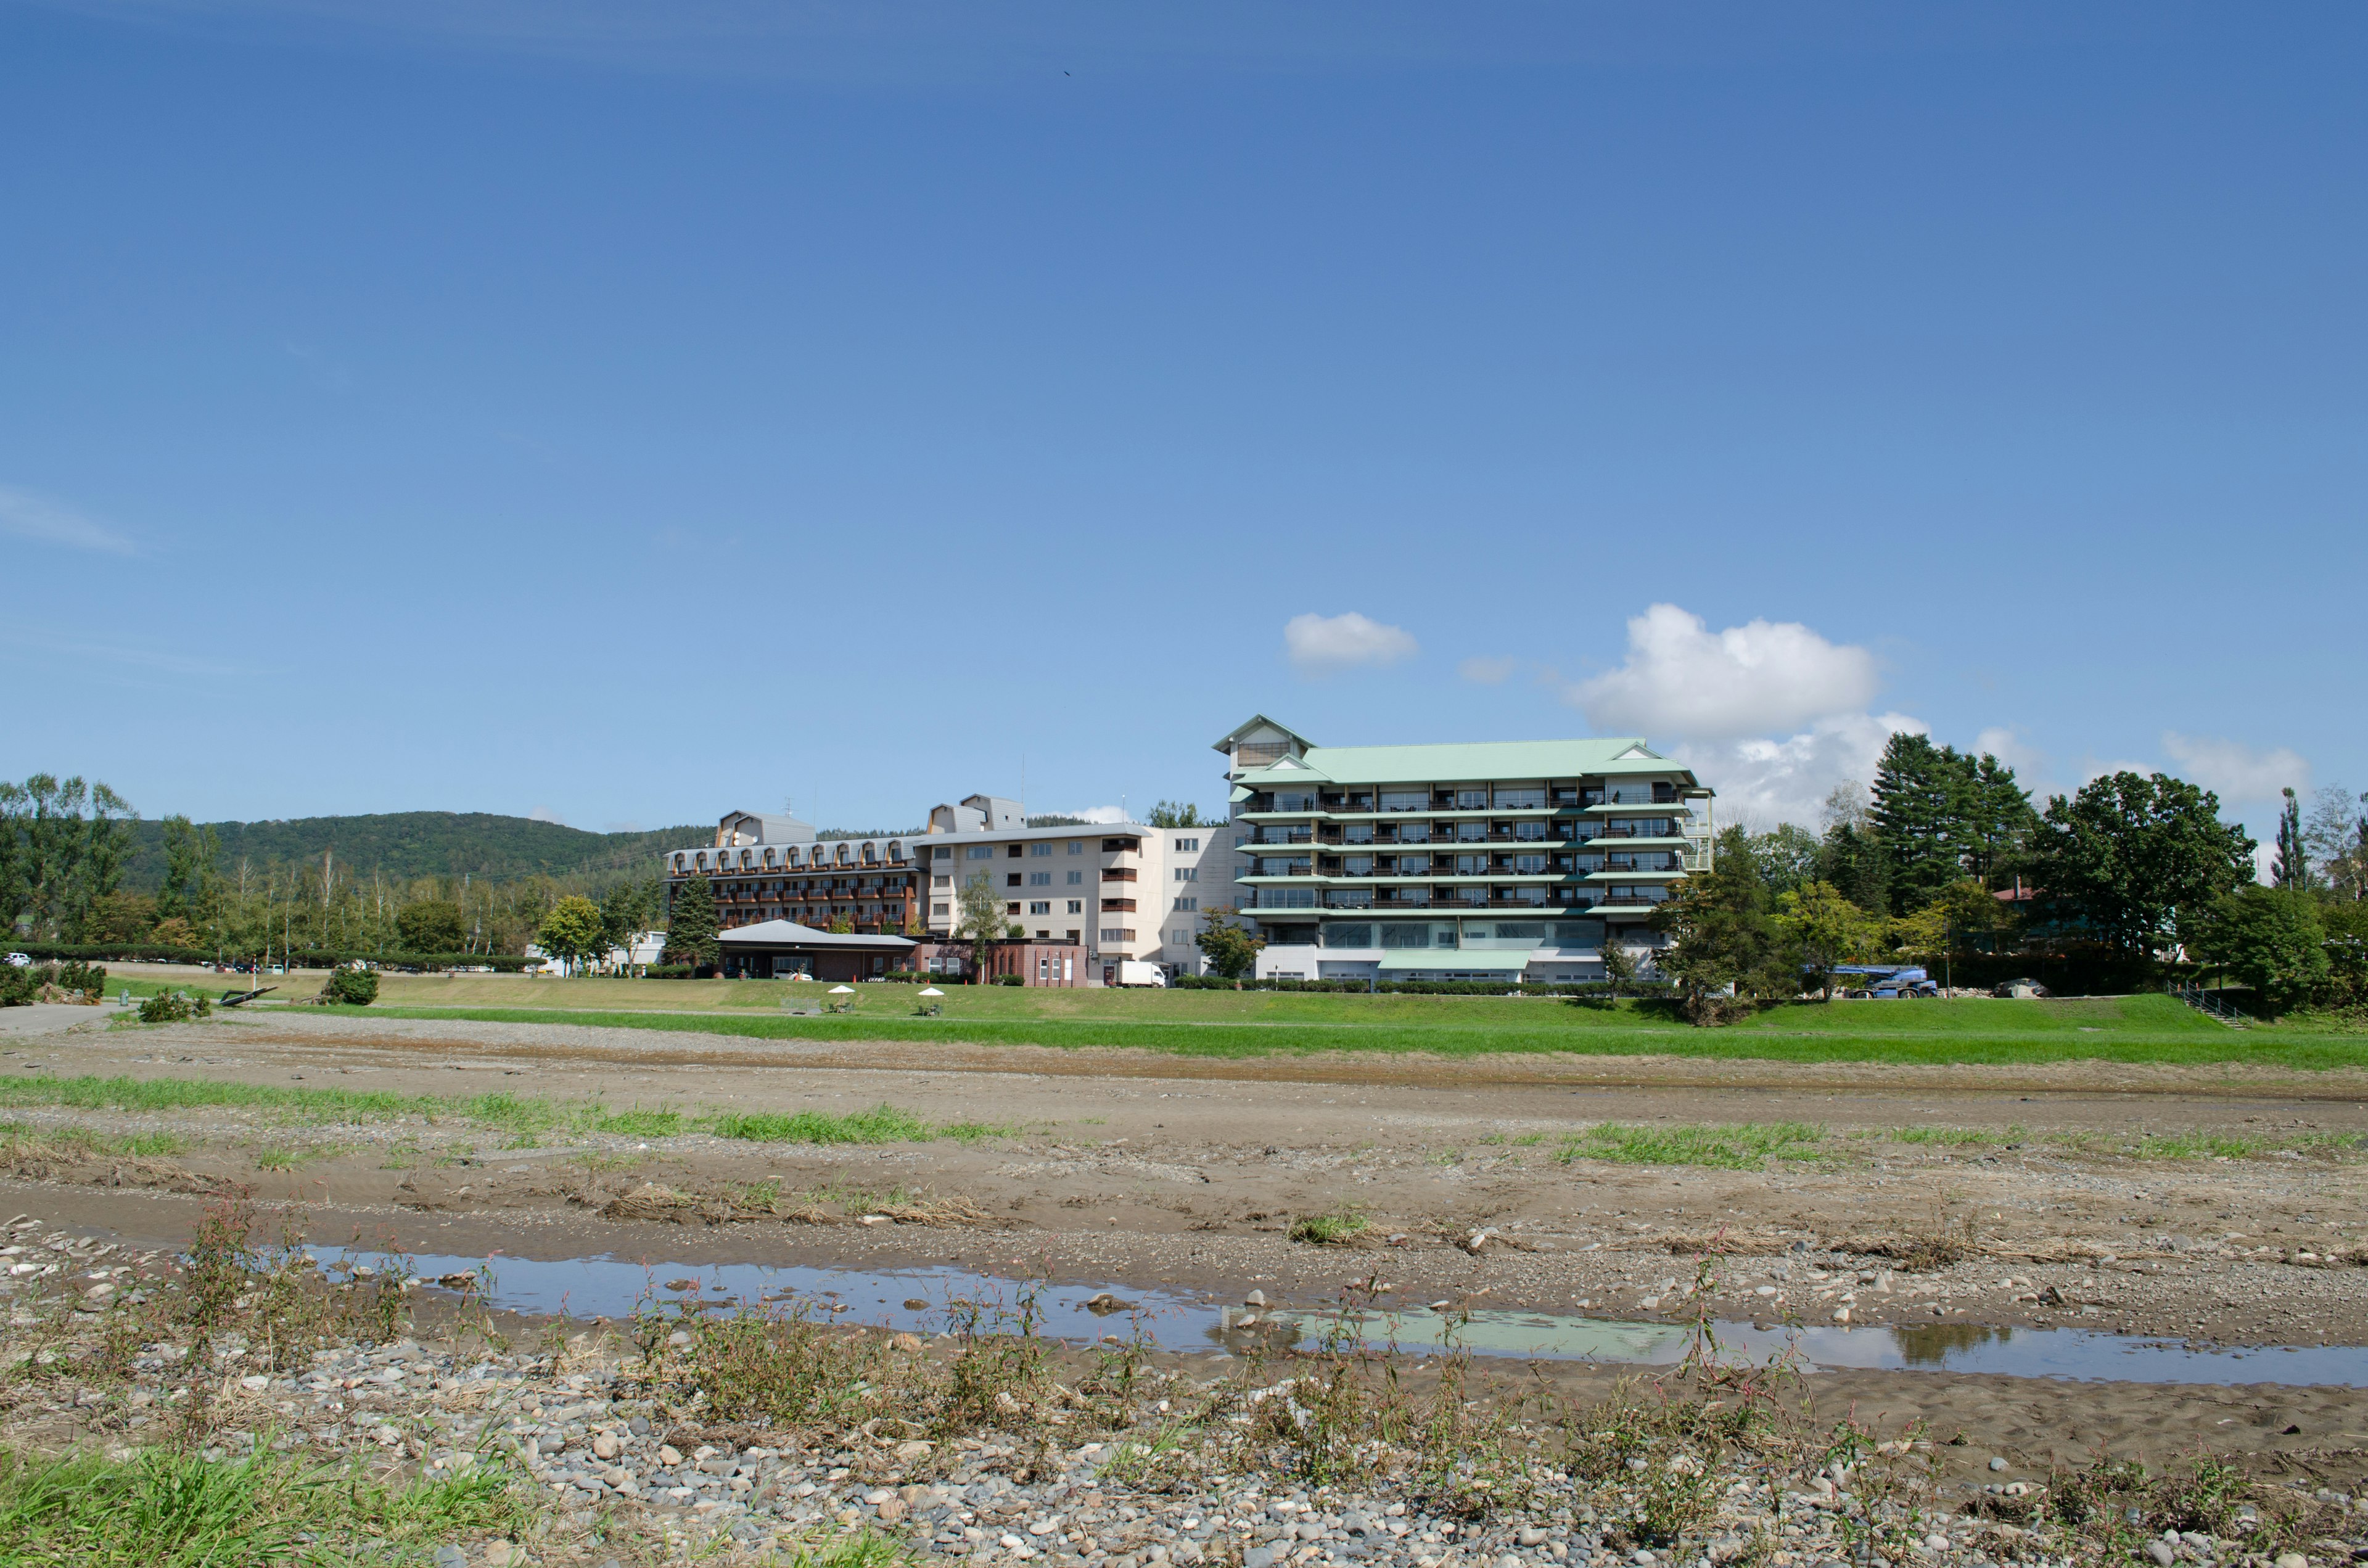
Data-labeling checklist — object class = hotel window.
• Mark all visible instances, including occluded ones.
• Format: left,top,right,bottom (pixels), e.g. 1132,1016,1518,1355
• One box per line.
1455,789,1489,810
933,875,950,888
1068,840,1085,854
1006,872,1023,887
1378,790,1425,812
1174,867,1197,882
1101,927,1135,942
1513,853,1549,874
934,847,950,860
1171,929,1189,946
1494,786,1546,810
1029,872,1051,886
933,902,950,917
1067,900,1083,914
1173,837,1199,852
1008,844,1025,858
1029,901,1051,915
1172,897,1198,911
1006,901,1022,916
1032,842,1053,856
967,846,993,860
1066,869,1083,885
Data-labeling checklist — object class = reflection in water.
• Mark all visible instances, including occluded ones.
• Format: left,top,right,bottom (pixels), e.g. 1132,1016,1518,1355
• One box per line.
1892,1321,2014,1367
310,1247,2368,1389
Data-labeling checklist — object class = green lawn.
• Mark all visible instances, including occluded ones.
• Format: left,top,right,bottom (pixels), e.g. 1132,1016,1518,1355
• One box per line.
352,990,2368,1069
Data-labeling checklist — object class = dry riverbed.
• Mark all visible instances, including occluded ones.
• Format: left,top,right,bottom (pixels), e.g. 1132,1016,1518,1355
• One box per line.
5,1008,2368,1564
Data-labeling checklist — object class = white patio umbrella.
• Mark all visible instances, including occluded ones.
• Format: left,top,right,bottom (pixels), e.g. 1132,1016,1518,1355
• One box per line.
828,985,855,995
918,987,945,998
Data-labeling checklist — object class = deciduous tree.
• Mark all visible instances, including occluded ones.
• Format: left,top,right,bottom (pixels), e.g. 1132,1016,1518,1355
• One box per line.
1775,880,1883,998
956,872,1005,980
2033,771,2255,959
534,895,609,975
396,900,467,954
1196,905,1265,982
2191,886,2330,1012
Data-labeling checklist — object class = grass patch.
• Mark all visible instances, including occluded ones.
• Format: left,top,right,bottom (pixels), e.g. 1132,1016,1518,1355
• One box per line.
1287,1208,1369,1246
0,1444,532,1566
591,1107,684,1138
253,1146,314,1172
0,1121,182,1160
1557,1121,1827,1170
709,1104,1008,1146
363,990,2368,1069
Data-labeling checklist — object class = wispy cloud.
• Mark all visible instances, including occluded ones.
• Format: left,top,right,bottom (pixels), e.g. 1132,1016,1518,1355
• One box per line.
0,485,135,556
1457,655,1518,684
1284,611,1418,675
2159,732,2310,803
528,804,568,825
0,623,261,681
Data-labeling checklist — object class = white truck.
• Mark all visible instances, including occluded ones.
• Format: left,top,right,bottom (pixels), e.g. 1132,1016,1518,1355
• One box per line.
1114,961,1167,988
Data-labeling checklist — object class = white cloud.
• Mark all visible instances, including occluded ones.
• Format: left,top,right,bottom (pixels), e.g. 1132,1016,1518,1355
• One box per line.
1457,655,1518,685
528,805,567,825
1568,604,1879,741
1672,712,1930,831
1285,612,1418,674
2159,732,2310,803
0,485,134,556
1053,805,1132,824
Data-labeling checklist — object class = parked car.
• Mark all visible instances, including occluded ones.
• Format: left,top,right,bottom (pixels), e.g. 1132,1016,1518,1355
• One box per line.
3,953,28,968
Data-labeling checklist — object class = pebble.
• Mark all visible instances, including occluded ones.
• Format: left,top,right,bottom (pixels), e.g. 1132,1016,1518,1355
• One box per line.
1989,1456,2008,1472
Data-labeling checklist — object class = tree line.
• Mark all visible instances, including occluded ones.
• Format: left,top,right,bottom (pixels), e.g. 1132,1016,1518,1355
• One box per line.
2,773,667,965
1654,735,2368,1020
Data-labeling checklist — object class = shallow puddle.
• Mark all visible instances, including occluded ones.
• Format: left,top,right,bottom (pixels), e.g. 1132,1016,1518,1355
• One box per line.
315,1247,2368,1387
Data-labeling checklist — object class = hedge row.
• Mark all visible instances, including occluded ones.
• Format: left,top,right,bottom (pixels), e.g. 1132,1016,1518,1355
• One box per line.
3,942,541,974
1167,974,1681,997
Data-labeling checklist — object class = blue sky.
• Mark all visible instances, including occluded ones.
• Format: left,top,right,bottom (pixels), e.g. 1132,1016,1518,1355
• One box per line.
3,2,2361,849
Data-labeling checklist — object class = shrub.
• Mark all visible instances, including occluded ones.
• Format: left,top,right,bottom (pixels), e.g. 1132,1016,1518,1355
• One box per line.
643,964,697,979
0,966,36,1008
52,961,107,998
993,973,1024,987
323,968,379,1006
137,990,213,1023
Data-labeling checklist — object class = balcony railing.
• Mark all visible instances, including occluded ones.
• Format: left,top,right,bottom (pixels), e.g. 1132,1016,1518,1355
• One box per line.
1101,868,1138,882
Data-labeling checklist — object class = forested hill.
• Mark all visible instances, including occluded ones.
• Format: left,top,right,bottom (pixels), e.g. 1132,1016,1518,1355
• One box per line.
118,813,706,891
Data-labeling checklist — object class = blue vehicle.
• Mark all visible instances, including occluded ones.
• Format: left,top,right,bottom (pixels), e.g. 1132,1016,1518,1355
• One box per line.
1825,963,1939,998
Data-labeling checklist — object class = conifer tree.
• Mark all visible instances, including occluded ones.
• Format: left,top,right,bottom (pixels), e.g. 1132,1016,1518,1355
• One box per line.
664,876,720,967
2272,787,2311,891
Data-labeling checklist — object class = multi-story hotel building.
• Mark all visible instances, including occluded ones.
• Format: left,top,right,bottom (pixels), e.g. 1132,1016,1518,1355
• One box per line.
1214,716,1712,985
662,797,1232,980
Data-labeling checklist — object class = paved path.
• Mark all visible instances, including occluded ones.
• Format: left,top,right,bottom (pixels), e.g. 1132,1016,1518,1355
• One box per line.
0,1002,125,1038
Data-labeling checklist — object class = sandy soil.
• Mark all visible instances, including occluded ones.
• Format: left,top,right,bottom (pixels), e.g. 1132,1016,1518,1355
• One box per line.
6,1008,2368,1487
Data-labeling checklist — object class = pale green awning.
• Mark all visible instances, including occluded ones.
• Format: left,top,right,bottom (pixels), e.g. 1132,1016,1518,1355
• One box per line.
1378,950,1532,973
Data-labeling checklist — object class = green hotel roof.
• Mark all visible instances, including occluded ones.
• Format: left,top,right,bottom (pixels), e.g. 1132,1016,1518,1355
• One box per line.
1228,736,1698,789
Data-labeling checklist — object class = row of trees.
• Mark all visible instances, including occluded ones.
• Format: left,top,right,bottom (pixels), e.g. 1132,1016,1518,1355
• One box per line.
0,775,137,942
1663,741,2368,1019
6,769,674,964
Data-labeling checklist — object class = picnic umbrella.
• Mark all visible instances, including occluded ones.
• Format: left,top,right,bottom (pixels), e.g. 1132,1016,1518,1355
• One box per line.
828,985,855,995
918,987,945,998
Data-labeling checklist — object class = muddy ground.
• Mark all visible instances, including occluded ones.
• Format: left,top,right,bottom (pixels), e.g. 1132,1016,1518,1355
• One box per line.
6,1007,2368,1488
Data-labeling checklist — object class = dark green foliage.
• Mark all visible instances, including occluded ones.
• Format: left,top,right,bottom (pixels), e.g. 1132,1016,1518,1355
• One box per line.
2033,771,2255,958
994,972,1025,985
1815,819,1889,913
393,898,467,953
2272,787,2311,891
0,773,138,941
154,815,223,940
1868,735,2036,914
1194,906,1266,980
1145,801,1206,828
2190,886,2329,1012
663,876,720,967
1650,827,1799,1021
137,989,212,1022
1745,824,1822,901
0,966,35,1008
324,967,379,1005
113,811,707,893
2322,900,2368,1009
599,877,660,961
